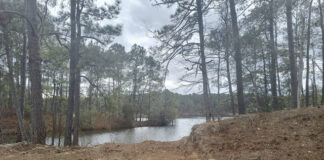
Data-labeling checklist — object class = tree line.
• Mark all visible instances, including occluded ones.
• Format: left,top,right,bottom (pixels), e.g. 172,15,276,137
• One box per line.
1,0,324,146
0,0,172,145
153,0,324,119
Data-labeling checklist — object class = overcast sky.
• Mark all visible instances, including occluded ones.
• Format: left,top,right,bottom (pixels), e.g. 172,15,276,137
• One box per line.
111,0,204,94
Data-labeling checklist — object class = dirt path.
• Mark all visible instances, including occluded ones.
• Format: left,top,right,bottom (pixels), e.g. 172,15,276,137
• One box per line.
1,107,324,160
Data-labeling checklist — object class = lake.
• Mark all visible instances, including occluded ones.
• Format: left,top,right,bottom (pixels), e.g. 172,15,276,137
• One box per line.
46,117,208,146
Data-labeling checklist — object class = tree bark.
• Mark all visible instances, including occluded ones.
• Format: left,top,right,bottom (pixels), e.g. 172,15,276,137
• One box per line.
132,67,138,103
0,70,3,144
216,50,221,118
312,50,318,106
51,73,57,146
0,108,2,144
318,0,324,104
297,13,305,109
148,69,152,118
58,73,64,146
305,0,313,107
225,52,235,115
286,0,298,108
224,0,235,115
72,0,82,145
262,45,269,111
196,0,212,120
275,22,282,97
268,0,278,110
26,0,46,144
229,0,245,114
65,0,77,146
72,70,80,145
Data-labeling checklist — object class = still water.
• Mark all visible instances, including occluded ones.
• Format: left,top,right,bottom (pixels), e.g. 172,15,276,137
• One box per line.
46,117,206,146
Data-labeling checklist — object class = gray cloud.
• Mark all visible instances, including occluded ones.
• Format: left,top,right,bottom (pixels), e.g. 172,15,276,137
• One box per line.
113,0,173,50
112,0,206,94
112,0,201,94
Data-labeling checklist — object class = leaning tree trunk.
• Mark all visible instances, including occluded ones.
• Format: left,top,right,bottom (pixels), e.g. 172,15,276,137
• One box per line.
4,25,27,142
268,0,278,110
229,0,245,114
196,0,212,120
26,0,46,144
16,31,27,142
305,0,313,107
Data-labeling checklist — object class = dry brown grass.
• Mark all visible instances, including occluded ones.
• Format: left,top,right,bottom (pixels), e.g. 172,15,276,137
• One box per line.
189,106,324,160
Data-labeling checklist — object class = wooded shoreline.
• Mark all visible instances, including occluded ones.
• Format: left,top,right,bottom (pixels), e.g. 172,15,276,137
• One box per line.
1,106,323,159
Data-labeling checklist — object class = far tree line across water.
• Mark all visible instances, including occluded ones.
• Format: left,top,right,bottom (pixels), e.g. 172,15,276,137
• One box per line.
1,0,324,147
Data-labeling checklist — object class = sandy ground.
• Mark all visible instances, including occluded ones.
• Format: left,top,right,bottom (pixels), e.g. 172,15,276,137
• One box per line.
1,106,324,160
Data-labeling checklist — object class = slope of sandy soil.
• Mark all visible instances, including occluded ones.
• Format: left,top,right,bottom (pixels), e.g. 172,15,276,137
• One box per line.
1,107,323,160
189,106,324,160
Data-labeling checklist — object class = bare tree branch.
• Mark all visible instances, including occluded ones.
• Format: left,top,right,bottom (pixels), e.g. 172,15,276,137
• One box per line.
0,10,38,37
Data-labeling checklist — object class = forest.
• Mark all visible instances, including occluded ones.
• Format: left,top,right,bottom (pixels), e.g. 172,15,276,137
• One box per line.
0,0,323,153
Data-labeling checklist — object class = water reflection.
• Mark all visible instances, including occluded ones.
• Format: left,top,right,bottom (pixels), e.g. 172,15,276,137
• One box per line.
47,117,207,146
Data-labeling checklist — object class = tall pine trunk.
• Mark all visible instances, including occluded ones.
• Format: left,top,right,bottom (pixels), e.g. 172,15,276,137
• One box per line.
275,23,282,97
58,73,64,146
225,50,235,115
0,107,2,144
72,70,80,145
0,65,3,143
26,0,46,144
286,0,298,108
51,73,57,145
312,50,318,105
229,0,245,114
318,0,324,104
196,0,212,120
297,14,305,108
262,45,270,111
319,0,324,103
72,0,82,145
65,0,77,146
305,0,313,107
216,50,221,118
225,43,235,115
269,0,278,110
223,0,235,115
0,35,4,144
